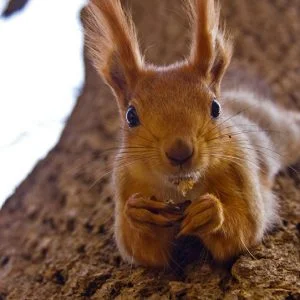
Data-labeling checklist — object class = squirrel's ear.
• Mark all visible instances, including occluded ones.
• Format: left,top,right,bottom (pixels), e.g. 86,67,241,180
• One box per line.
186,0,232,96
84,0,143,109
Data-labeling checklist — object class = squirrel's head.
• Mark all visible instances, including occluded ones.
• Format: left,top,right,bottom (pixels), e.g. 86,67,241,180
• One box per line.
85,0,233,182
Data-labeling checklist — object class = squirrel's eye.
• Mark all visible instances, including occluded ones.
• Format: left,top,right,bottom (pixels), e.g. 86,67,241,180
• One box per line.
126,106,140,127
211,99,221,119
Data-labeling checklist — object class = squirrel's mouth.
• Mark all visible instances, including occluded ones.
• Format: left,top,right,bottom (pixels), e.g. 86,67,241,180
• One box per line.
167,171,201,196
168,171,201,186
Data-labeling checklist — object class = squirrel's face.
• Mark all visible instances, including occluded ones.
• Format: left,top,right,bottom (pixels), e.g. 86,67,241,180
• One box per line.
85,0,232,185
120,70,224,182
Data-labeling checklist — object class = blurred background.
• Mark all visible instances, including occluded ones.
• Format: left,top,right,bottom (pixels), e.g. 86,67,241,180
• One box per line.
0,0,86,206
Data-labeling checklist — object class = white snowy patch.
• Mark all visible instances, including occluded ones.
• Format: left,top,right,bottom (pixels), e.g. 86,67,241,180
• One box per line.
0,0,87,206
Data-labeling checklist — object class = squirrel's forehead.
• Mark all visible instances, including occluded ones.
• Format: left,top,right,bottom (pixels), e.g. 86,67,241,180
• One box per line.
135,97,208,128
132,89,210,113
130,74,213,120
135,71,211,97
133,85,210,106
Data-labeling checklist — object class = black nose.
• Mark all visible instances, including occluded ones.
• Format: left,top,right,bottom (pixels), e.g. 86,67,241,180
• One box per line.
165,139,194,166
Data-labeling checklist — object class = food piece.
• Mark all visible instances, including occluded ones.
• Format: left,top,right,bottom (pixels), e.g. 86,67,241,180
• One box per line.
177,179,196,196
164,199,192,216
165,199,181,212
165,199,176,206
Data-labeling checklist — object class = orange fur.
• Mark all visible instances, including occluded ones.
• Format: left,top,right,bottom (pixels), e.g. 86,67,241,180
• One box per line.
84,0,300,267
185,0,233,95
84,0,142,107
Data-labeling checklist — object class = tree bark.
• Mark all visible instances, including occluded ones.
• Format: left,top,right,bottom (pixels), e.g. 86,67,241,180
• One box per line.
1,0,300,299
2,0,29,17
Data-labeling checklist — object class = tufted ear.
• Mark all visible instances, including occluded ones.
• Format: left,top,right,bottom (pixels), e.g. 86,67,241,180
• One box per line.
84,0,143,109
186,0,233,96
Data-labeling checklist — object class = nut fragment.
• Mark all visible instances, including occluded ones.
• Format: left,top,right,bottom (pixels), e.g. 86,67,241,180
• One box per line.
165,199,192,213
177,179,196,196
165,199,176,206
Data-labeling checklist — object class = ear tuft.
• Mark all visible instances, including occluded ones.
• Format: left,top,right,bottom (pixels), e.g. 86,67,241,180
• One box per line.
83,0,143,108
185,0,233,94
210,29,233,95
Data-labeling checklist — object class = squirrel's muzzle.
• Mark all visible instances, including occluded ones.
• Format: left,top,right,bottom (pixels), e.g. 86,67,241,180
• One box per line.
165,138,194,167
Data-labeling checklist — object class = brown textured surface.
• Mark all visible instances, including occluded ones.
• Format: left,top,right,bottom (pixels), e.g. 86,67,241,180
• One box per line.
1,0,300,299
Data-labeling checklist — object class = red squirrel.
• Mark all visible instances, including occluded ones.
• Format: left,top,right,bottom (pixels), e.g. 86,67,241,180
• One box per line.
84,0,300,267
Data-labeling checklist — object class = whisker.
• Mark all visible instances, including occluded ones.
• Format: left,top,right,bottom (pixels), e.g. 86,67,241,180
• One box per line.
89,154,160,190
115,153,160,162
206,143,282,161
101,145,157,152
207,153,265,173
205,129,282,143
139,122,159,142
206,140,300,176
121,126,156,144
201,102,260,139
240,237,257,260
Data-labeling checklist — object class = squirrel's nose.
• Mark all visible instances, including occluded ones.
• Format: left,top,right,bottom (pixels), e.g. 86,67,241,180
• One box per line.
165,138,194,166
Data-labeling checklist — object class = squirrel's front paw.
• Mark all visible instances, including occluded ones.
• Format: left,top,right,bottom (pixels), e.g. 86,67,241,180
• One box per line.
125,194,183,235
178,194,224,237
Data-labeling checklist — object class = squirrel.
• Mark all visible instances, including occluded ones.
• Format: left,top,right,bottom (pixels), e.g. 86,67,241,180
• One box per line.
84,0,300,267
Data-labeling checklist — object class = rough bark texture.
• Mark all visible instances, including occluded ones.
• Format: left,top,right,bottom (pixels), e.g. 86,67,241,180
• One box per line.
1,0,300,299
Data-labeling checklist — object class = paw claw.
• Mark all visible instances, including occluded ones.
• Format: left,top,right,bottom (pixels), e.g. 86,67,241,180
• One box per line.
126,194,185,231
179,194,224,237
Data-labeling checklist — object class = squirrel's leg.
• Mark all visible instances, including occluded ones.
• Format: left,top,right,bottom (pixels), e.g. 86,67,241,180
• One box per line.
115,194,181,267
178,193,258,262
